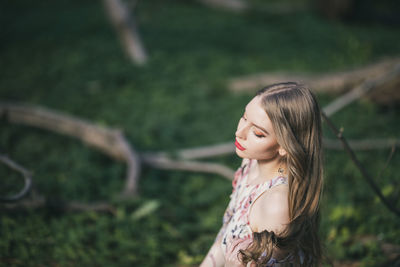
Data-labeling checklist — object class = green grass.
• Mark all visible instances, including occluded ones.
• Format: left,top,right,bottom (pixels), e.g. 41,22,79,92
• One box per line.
1,0,399,266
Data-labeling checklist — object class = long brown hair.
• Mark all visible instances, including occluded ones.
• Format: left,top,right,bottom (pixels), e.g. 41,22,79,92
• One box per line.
239,82,323,266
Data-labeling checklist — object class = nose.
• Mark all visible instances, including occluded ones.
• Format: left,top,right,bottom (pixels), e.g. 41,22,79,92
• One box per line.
235,119,248,140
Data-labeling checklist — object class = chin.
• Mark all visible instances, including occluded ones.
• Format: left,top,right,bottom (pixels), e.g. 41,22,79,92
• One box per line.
235,149,246,158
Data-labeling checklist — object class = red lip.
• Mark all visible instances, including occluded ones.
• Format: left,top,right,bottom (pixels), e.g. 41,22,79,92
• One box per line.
235,139,245,151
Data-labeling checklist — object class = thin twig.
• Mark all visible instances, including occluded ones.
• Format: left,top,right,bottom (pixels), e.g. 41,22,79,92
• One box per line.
0,155,32,202
321,112,400,217
377,146,396,181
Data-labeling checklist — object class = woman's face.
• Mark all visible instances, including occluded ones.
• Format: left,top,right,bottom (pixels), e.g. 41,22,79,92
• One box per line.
235,96,282,161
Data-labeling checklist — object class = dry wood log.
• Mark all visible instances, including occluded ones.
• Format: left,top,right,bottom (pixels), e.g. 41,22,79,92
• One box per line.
228,57,400,95
0,103,141,196
103,0,148,65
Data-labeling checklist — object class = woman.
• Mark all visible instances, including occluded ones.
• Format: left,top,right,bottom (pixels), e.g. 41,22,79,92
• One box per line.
200,82,323,267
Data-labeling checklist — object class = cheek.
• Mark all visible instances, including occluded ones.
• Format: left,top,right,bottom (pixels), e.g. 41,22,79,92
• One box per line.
250,138,279,155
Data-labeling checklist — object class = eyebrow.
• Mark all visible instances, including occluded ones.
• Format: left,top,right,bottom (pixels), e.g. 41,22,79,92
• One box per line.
244,110,269,134
253,123,269,134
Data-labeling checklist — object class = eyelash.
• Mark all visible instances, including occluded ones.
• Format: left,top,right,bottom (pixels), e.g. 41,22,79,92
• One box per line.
253,131,265,138
242,116,265,138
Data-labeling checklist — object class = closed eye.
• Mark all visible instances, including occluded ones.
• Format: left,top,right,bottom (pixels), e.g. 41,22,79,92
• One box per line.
253,130,265,138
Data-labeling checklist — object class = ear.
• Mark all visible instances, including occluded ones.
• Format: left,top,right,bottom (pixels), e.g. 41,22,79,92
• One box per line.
278,147,287,157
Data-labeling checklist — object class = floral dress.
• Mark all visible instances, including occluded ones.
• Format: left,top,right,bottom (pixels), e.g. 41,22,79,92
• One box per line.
217,159,289,266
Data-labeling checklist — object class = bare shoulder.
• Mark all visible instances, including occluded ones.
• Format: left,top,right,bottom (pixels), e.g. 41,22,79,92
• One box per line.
249,185,289,234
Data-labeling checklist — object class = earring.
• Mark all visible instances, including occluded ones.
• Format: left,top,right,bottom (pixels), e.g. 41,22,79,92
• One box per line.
278,166,284,175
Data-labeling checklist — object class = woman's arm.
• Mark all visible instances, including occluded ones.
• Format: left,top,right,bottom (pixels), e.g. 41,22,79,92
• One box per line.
199,234,225,267
200,159,249,267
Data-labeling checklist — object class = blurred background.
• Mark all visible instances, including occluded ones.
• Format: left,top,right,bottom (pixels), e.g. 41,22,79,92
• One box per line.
1,0,399,266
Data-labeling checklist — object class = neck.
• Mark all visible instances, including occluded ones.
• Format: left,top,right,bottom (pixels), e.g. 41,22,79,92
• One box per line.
254,157,286,182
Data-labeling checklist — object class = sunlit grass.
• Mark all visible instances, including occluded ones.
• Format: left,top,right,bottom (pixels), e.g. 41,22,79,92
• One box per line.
1,0,399,266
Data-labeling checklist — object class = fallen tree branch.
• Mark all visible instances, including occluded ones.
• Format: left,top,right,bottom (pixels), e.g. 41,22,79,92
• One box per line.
0,103,141,196
0,154,32,202
228,57,400,94
141,154,235,180
103,0,148,65
144,142,235,161
0,103,236,197
323,63,400,116
321,112,400,217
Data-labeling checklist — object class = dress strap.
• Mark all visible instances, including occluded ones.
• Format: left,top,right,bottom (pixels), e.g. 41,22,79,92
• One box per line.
267,175,288,189
251,175,288,200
